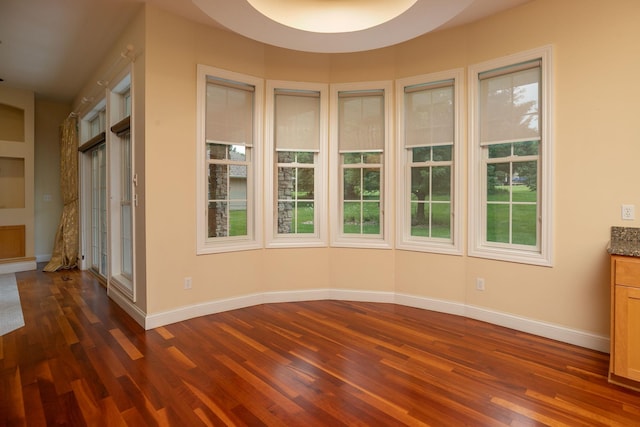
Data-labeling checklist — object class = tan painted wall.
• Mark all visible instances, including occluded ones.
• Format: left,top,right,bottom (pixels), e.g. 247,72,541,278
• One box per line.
138,0,640,339
34,99,69,261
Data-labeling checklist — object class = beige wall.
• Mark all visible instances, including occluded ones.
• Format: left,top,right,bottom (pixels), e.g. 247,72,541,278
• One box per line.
137,0,640,339
34,99,69,261
73,6,147,311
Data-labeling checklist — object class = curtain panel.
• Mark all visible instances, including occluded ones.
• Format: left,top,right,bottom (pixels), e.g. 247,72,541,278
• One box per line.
44,116,79,271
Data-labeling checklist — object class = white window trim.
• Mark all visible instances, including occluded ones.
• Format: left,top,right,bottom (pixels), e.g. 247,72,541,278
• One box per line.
330,81,393,249
395,69,464,255
468,45,554,266
196,65,264,254
265,80,328,248
108,66,135,301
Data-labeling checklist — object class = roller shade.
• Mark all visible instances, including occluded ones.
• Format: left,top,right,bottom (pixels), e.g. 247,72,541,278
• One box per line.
338,90,384,153
275,90,320,152
206,78,254,147
404,80,453,148
479,60,541,145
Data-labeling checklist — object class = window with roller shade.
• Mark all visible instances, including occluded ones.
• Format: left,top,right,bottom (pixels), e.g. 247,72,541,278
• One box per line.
330,82,392,248
469,46,553,266
197,65,263,254
265,82,328,247
396,69,462,254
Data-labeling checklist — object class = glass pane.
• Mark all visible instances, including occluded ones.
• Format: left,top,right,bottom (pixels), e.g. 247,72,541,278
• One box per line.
296,201,314,234
514,140,539,156
411,166,430,204
412,147,430,162
278,201,294,234
432,202,451,239
277,151,294,163
207,143,228,160
278,167,294,200
208,201,228,238
363,168,380,199
343,201,361,234
487,204,509,243
230,173,247,201
487,163,510,201
513,204,537,246
230,145,246,161
343,168,362,200
432,166,451,201
488,143,512,159
229,201,247,236
433,145,452,161
512,161,537,202
121,204,133,277
363,152,381,164
411,201,429,237
343,153,362,164
297,168,314,198
208,164,228,200
363,202,380,234
296,152,314,164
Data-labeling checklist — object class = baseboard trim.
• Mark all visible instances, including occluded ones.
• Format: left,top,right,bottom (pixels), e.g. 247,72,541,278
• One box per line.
0,260,37,274
142,289,609,352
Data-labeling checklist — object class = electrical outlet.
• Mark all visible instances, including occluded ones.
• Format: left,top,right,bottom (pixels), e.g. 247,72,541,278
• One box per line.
476,278,485,291
184,277,192,290
622,204,635,221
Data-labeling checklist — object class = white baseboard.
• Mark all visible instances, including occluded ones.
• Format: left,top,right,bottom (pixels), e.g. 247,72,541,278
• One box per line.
141,289,609,353
0,260,37,274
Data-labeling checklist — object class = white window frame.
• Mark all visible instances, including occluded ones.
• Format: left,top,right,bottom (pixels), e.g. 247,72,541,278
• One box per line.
265,80,328,248
396,69,463,255
330,81,393,249
468,45,553,266
196,65,263,254
79,98,108,276
108,69,135,301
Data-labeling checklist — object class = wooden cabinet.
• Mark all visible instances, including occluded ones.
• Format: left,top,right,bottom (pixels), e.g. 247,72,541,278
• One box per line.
610,255,640,390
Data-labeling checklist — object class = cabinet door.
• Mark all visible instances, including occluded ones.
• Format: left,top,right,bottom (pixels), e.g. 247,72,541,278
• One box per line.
614,285,640,381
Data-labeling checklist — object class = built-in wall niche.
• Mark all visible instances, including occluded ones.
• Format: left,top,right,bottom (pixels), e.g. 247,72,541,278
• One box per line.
0,103,25,142
0,157,25,209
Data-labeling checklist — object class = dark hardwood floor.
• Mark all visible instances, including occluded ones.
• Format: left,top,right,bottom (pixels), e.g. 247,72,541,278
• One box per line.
2,267,640,426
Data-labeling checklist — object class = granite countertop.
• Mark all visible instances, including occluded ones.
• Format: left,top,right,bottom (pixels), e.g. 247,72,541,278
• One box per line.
608,226,640,257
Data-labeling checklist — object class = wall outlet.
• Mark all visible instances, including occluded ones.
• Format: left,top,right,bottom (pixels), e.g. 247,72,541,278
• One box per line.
476,278,485,291
622,204,635,221
184,277,192,290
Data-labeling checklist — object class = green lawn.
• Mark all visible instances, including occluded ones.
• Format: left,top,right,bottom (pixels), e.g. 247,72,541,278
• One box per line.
487,185,537,245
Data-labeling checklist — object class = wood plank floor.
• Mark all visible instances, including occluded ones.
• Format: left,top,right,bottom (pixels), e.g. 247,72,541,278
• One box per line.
2,267,640,426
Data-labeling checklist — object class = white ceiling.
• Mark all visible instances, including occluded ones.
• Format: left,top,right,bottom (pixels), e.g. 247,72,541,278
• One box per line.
0,0,531,102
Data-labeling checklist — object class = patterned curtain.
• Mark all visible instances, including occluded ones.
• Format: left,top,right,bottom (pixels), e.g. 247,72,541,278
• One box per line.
44,116,79,271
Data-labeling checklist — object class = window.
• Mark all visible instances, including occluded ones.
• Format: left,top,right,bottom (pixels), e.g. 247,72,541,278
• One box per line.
197,65,263,254
396,70,463,254
79,100,107,279
469,46,553,266
330,82,392,248
109,72,135,300
265,81,328,247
